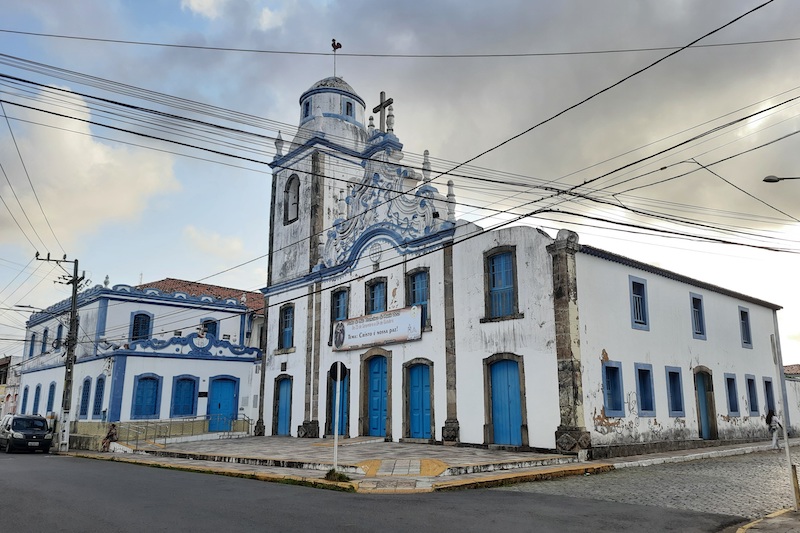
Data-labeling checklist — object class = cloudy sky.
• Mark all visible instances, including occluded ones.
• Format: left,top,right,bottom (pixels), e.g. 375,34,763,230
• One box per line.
0,0,799,363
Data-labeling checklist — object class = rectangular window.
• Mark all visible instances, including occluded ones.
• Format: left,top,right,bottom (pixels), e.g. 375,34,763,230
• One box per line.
488,252,514,318
764,377,775,412
665,366,684,417
345,101,353,117
725,373,739,416
635,363,655,416
746,374,759,416
279,306,294,349
367,280,386,314
602,361,624,417
629,276,649,331
332,290,348,322
690,293,706,340
408,270,429,327
739,306,752,348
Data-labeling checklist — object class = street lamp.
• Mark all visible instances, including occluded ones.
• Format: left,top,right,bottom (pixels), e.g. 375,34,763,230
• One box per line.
763,175,800,183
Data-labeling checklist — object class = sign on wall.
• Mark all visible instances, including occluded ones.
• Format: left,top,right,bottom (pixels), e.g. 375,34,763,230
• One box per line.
333,307,422,351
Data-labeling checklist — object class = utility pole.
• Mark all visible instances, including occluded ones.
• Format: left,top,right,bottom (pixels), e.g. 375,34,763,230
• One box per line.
35,253,84,452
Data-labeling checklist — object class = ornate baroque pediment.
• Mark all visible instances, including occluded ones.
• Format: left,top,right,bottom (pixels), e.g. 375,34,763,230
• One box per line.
323,132,453,268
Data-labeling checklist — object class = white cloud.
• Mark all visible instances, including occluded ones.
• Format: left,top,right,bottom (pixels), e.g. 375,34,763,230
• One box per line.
181,0,228,19
183,225,244,258
258,5,287,30
0,89,179,248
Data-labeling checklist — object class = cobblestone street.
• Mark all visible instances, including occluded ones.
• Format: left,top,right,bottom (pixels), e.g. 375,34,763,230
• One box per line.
496,449,798,519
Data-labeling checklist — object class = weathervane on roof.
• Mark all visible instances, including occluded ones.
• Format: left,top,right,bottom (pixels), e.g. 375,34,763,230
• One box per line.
332,38,342,78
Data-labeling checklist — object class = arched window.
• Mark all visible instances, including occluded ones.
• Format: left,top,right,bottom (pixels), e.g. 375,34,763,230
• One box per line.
29,333,36,358
79,377,92,419
279,305,294,350
171,376,198,417
202,319,218,339
55,324,64,350
46,382,56,413
93,376,106,418
131,312,152,342
33,384,41,415
21,386,29,413
132,374,162,419
284,175,300,224
41,328,49,354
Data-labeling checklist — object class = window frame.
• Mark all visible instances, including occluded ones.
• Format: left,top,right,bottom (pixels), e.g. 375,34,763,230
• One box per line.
29,333,36,359
602,360,625,417
129,311,154,343
724,373,740,416
55,323,63,350
331,289,349,322
46,382,56,414
739,306,752,348
41,328,49,354
278,304,295,350
665,366,685,417
170,375,199,418
763,377,775,413
482,246,521,321
406,268,430,328
629,275,649,331
745,374,759,416
201,318,219,340
690,292,706,340
33,384,41,415
634,363,655,417
131,373,163,420
21,386,28,413
284,174,300,225
366,277,388,315
79,376,92,419
92,375,106,419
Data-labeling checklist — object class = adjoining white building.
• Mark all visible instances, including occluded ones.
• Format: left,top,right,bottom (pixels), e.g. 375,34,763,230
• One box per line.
258,75,788,458
17,279,264,441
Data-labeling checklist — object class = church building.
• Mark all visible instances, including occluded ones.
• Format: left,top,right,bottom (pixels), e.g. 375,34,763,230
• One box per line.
259,76,787,457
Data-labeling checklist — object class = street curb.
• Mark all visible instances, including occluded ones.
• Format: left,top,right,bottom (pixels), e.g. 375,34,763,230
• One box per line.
736,509,792,532
432,463,616,491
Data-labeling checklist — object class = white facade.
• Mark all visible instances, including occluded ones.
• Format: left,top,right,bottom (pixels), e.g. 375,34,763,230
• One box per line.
258,75,787,457
17,281,263,429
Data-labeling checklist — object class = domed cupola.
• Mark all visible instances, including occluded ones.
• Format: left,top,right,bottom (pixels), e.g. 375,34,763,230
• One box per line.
297,76,368,151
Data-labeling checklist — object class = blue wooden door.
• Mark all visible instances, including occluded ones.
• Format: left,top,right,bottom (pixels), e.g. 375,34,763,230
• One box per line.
368,357,388,437
695,373,711,439
277,378,292,436
330,375,349,436
208,378,235,432
491,360,522,446
409,364,431,439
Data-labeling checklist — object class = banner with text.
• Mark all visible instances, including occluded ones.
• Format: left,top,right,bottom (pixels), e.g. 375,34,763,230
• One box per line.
333,307,422,351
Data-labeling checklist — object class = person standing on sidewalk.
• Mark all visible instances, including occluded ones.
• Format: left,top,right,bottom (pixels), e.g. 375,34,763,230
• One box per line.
767,409,783,450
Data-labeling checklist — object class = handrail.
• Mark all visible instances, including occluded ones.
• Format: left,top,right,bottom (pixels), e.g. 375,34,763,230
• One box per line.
114,413,252,451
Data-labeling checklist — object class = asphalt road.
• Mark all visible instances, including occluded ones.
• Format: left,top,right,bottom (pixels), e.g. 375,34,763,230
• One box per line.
0,453,742,532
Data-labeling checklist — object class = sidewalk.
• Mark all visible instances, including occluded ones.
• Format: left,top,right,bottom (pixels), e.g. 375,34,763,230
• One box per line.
65,436,800,531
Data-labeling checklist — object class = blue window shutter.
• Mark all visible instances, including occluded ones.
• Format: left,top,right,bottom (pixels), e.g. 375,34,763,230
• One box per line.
204,320,218,339
47,383,56,413
55,324,63,349
411,272,429,326
280,307,294,349
93,377,105,417
173,378,196,417
41,328,48,353
489,253,514,317
29,333,36,358
132,313,151,341
333,291,348,321
80,379,91,417
21,387,28,413
33,385,41,415
134,377,159,418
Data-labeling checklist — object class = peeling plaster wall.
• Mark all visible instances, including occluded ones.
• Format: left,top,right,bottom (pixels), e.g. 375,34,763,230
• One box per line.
576,252,781,446
452,224,560,449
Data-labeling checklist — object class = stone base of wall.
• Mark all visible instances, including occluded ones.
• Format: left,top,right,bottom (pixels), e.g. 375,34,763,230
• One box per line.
555,426,591,453
297,420,319,438
588,437,772,460
69,434,101,451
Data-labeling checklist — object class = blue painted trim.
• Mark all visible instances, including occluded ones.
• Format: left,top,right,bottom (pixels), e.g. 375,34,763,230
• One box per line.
40,328,49,354
739,306,753,349
79,376,92,419
602,360,625,417
27,284,249,327
130,372,163,420
94,297,109,357
29,332,36,359
46,381,57,414
745,374,759,416
272,133,403,170
629,275,649,331
724,373,740,416
299,86,366,107
199,317,219,340
665,366,685,417
689,292,706,340
170,374,200,418
763,376,775,413
21,386,29,413
108,355,127,422
33,384,41,415
239,314,246,346
129,310,154,342
634,362,655,417
92,374,106,419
